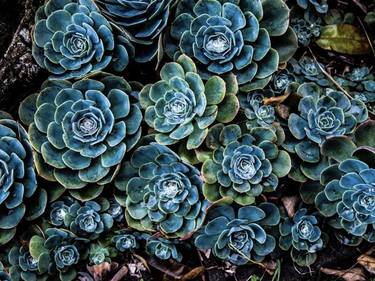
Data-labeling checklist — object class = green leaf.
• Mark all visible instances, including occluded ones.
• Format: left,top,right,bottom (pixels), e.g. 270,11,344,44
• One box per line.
316,24,371,55
216,94,239,123
29,236,47,259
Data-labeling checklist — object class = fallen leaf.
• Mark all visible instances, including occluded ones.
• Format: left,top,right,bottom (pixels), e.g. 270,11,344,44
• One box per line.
181,266,205,281
281,196,299,218
321,267,366,281
358,254,375,274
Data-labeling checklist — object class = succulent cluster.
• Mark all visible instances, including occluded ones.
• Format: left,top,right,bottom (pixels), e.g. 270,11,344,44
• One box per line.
1,0,375,278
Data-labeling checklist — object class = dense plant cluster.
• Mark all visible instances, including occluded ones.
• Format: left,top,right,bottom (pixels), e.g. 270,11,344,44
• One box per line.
1,0,375,280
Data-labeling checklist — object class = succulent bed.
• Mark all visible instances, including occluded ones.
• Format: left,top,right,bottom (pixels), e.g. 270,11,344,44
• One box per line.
0,0,375,280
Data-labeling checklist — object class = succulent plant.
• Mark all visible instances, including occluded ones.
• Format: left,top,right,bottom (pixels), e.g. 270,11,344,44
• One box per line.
195,203,280,265
290,55,329,86
114,143,208,238
63,199,114,240
296,0,328,14
270,69,297,94
8,246,49,281
50,197,75,226
95,0,173,62
0,114,47,245
291,18,321,46
202,124,291,205
107,198,124,223
19,75,142,201
88,244,111,265
279,209,325,266
140,54,239,150
112,231,140,252
316,158,375,242
144,235,182,262
239,90,276,129
0,262,10,281
29,228,89,281
164,0,297,91
32,0,134,79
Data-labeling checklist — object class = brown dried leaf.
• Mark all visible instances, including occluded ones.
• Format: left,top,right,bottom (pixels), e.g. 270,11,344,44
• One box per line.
275,104,290,120
263,93,290,106
321,267,366,281
181,266,205,281
87,262,117,281
358,254,375,275
281,196,299,218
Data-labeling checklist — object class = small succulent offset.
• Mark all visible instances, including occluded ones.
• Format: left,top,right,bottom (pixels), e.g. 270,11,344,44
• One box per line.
50,197,75,226
287,83,368,164
144,235,182,262
291,18,321,46
290,56,329,86
296,0,328,14
32,0,134,79
271,69,297,94
107,198,124,223
112,231,140,252
165,0,297,90
19,75,142,201
316,159,375,242
63,199,114,240
8,246,48,281
0,114,47,246
279,209,325,266
88,244,111,265
195,203,280,265
114,143,208,238
239,90,276,129
140,55,239,150
95,0,173,63
29,228,89,281
202,124,291,205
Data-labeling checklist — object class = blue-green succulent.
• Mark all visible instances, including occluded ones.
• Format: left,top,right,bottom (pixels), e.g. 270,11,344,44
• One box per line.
291,18,321,46
290,56,329,86
114,143,208,238
112,231,140,252
316,158,375,242
202,124,291,205
164,0,297,91
107,198,124,223
144,235,182,262
271,69,297,94
88,243,111,265
0,114,47,246
140,55,239,150
296,0,328,14
32,0,134,79
96,0,173,62
19,75,142,201
0,262,10,281
195,203,279,265
279,209,325,266
50,197,75,226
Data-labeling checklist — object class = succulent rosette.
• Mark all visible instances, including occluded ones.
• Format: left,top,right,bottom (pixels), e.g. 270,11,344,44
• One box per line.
316,158,375,242
49,196,75,226
290,56,329,86
144,235,182,262
95,0,173,62
164,0,297,91
279,209,325,266
114,143,209,238
296,0,328,14
29,228,89,281
112,231,140,252
271,69,297,94
88,244,111,265
202,124,291,205
32,0,134,79
63,199,114,240
0,113,47,245
195,203,280,265
140,55,239,150
19,75,142,201
8,246,49,281
107,198,124,222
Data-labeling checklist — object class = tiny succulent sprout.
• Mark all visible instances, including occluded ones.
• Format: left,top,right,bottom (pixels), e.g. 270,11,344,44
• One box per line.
50,197,75,226
271,69,297,94
290,56,330,86
202,124,291,205
89,244,111,265
279,209,325,266
140,54,240,150
112,231,140,252
144,235,182,262
164,0,298,91
316,158,375,242
19,75,143,201
114,143,209,238
95,0,173,63
0,113,47,246
195,203,280,265
32,0,135,79
296,0,329,14
107,198,124,222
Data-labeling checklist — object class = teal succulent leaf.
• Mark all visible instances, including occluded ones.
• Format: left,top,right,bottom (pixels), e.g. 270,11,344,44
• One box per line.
112,231,140,252
0,117,46,246
202,124,291,205
195,203,279,265
114,142,209,238
95,0,174,63
107,198,124,223
50,197,75,227
32,0,135,79
140,55,239,150
296,0,328,14
144,234,182,262
164,0,297,90
290,56,330,86
19,75,142,200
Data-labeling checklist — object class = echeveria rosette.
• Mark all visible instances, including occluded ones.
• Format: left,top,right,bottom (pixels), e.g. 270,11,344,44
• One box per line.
29,228,89,281
63,199,113,240
144,235,182,262
8,246,49,281
315,158,375,242
0,115,47,246
195,203,279,265
239,90,276,129
112,231,141,252
202,124,291,206
296,0,328,14
290,56,329,87
140,55,239,150
32,0,135,80
107,198,124,222
165,0,297,91
96,0,173,62
279,209,325,266
271,69,297,94
114,143,209,238
88,243,112,265
19,75,142,201
50,197,75,226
